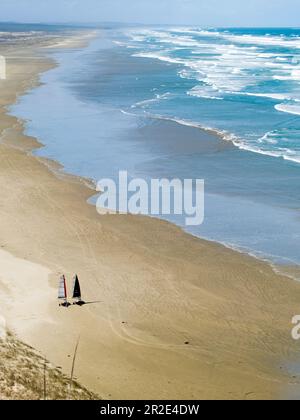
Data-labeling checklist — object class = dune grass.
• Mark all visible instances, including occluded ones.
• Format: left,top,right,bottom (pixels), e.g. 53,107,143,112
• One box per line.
0,332,99,400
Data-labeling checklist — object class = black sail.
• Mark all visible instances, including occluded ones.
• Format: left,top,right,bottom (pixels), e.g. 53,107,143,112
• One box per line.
72,275,81,299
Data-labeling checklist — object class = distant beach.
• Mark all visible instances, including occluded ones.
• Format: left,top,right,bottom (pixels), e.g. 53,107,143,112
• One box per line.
0,24,300,400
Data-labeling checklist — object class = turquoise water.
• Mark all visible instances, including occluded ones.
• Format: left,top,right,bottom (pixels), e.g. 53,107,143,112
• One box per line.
9,26,300,267
125,27,300,163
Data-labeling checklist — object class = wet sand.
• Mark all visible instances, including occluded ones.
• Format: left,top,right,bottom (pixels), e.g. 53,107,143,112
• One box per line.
1,32,300,400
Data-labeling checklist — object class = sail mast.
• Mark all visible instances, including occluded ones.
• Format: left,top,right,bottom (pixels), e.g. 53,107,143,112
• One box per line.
64,276,67,301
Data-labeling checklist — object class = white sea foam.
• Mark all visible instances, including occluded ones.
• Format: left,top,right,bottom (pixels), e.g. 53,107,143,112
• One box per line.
273,69,300,81
195,30,222,38
129,29,200,47
275,103,300,116
258,131,279,145
241,92,298,101
133,52,184,65
220,33,300,49
232,141,300,163
146,113,300,164
126,28,300,165
131,92,171,108
187,85,223,100
165,28,300,49
128,27,300,97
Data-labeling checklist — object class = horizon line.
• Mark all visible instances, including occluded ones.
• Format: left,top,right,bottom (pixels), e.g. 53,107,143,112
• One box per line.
0,20,300,29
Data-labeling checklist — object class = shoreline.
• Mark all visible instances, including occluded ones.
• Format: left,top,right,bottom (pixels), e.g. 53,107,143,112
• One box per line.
144,112,300,165
1,30,300,400
13,28,299,271
18,98,300,278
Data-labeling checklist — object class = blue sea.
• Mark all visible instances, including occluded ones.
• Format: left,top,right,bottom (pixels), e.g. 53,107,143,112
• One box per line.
123,26,300,162
8,25,300,268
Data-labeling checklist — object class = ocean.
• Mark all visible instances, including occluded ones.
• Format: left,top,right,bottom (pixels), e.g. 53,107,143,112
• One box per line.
8,25,300,268
125,26,300,163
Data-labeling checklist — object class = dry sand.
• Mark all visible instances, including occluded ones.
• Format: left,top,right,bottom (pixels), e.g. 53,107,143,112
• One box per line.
1,33,300,401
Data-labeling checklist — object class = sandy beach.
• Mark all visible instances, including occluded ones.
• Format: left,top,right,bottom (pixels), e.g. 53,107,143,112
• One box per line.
1,31,300,400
